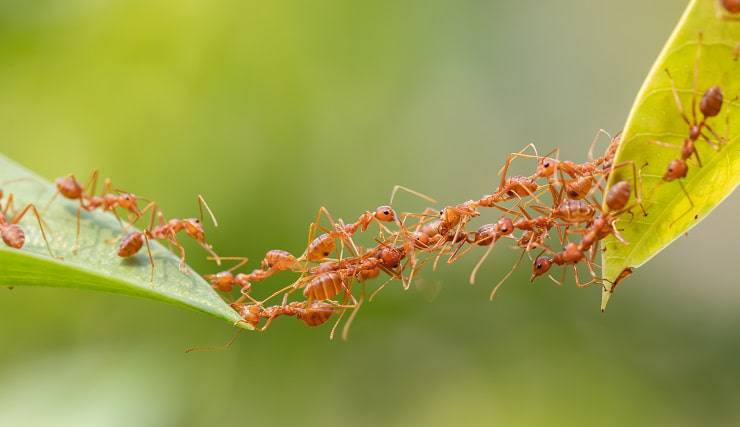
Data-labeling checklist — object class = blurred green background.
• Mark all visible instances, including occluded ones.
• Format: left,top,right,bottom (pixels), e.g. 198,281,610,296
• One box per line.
1,0,739,425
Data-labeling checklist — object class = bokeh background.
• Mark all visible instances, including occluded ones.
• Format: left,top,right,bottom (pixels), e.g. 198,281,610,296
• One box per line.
1,0,739,425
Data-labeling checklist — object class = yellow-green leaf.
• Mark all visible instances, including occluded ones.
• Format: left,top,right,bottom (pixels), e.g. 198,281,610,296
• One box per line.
602,0,740,310
0,154,249,329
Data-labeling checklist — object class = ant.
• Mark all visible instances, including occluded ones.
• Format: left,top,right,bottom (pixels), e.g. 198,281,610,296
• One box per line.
117,196,220,281
234,300,338,331
651,35,731,221
0,190,55,257
49,171,149,251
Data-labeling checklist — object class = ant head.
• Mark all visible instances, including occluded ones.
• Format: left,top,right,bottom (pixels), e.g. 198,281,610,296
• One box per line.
183,218,206,241
531,256,553,281
374,205,396,222
537,157,558,177
118,193,138,210
379,246,403,269
1,224,25,249
56,176,83,199
495,217,514,236
663,159,688,182
238,304,261,327
0,189,4,200
410,231,430,249
439,207,459,225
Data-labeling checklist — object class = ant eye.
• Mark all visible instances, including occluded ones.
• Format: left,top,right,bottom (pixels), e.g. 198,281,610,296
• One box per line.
383,210,390,215
543,162,550,168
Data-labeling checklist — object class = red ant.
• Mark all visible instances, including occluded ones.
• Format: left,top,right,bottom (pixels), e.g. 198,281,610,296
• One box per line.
234,300,338,331
49,171,149,251
303,204,401,262
0,190,55,257
651,35,731,222
117,196,220,281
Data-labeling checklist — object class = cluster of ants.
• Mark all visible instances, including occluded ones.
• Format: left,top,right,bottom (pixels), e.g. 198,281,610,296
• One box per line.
0,31,735,340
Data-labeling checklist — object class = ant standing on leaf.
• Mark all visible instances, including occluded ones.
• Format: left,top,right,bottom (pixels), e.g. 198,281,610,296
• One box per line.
651,34,733,224
117,195,221,281
49,170,150,252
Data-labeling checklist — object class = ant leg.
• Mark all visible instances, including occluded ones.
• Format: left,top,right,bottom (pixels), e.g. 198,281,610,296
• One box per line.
341,284,365,341
490,250,526,300
184,328,244,353
389,185,437,206
10,203,56,258
496,143,540,188
81,170,100,198
206,256,249,274
665,69,693,127
144,234,155,283
2,193,14,216
587,129,612,161
165,231,189,274
548,266,568,287
573,265,595,288
469,243,495,284
368,274,395,302
700,124,725,150
691,34,704,125
670,180,695,227
197,194,219,227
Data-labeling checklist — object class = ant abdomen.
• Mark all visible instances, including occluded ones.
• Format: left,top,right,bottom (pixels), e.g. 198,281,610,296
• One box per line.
55,176,84,200
565,175,594,200
307,233,336,262
303,271,346,300
474,224,496,246
1,224,25,249
700,86,723,118
296,302,335,327
722,0,740,14
118,232,144,257
553,199,595,223
262,249,298,271
605,181,631,212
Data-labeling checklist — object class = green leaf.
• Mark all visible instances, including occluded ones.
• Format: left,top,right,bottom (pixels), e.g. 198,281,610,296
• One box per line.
601,0,740,310
0,154,250,329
